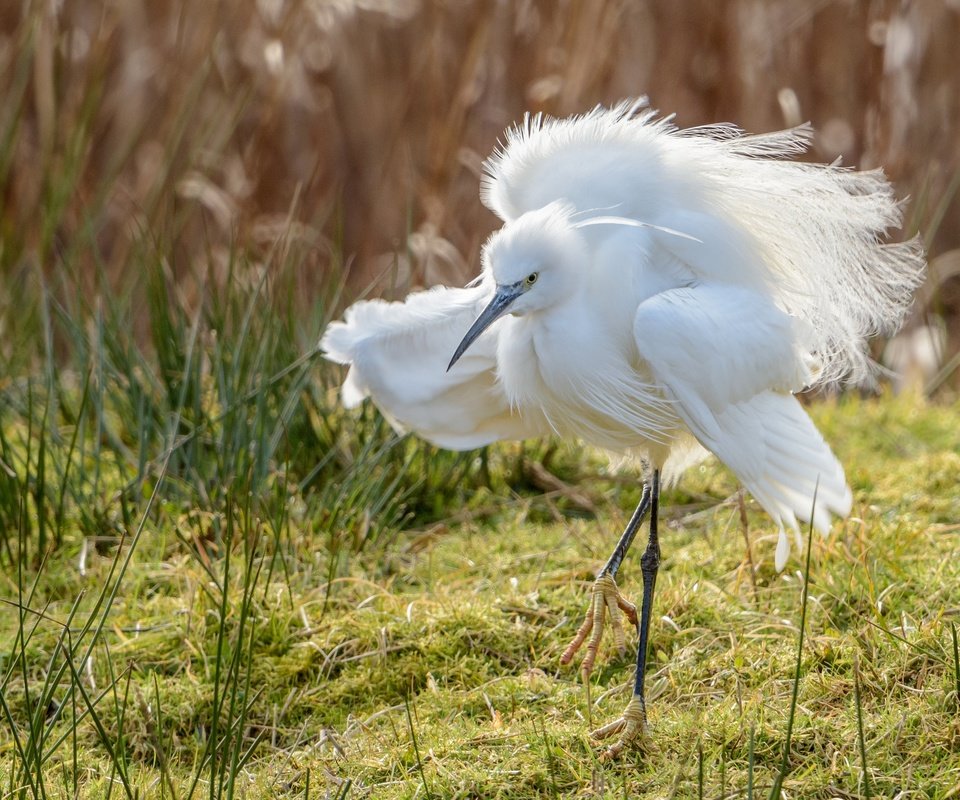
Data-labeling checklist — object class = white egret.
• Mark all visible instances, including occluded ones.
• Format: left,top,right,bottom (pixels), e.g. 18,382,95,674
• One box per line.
320,99,924,758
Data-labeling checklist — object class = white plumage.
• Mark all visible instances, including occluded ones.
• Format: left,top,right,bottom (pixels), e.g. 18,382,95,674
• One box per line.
322,99,925,756
322,285,552,449
322,99,923,570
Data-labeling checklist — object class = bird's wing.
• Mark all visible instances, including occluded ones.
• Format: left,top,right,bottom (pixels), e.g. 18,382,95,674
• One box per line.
483,100,923,387
320,286,549,450
634,285,851,565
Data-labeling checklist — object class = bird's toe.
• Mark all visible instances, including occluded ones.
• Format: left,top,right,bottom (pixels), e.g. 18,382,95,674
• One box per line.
561,572,636,679
591,695,648,760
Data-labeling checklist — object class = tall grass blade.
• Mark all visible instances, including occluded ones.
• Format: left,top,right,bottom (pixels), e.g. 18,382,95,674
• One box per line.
768,486,818,800
697,739,704,800
60,636,135,800
952,621,960,709
404,694,432,800
853,652,871,799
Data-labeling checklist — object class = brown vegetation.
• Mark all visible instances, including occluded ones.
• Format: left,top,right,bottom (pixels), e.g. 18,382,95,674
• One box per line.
2,1,958,360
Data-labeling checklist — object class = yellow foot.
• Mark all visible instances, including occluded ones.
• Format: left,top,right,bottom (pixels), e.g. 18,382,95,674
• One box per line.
591,695,647,760
560,572,638,681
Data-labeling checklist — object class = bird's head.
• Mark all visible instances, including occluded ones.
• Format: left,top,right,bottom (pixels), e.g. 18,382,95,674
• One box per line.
448,202,586,371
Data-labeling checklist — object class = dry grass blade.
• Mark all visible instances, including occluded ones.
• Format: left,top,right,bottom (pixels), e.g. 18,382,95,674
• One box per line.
853,652,872,800
769,492,817,800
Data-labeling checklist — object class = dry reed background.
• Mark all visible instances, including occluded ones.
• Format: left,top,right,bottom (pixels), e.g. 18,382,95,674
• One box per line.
2,0,960,375
3,4,960,796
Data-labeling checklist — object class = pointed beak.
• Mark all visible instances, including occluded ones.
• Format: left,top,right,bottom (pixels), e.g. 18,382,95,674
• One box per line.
447,285,521,371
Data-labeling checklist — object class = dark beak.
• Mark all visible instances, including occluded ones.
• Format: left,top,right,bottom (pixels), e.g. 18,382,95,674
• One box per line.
447,286,521,371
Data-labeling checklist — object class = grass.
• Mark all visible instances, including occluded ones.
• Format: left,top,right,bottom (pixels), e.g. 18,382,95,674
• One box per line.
3,2,960,797
3,385,960,798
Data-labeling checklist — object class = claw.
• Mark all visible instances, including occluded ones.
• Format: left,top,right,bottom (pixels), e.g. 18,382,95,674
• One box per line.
561,573,638,680
591,695,647,760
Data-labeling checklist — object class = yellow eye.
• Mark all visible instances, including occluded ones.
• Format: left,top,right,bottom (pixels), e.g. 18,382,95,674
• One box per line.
523,272,539,288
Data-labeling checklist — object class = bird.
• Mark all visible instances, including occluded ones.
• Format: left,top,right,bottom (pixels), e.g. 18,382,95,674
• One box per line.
320,99,925,758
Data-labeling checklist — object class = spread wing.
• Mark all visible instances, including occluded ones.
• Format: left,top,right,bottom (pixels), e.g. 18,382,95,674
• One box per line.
634,284,852,568
320,286,549,450
483,99,923,387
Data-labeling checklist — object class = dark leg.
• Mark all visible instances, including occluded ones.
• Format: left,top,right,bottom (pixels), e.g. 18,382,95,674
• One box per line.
561,481,653,678
601,482,653,578
593,469,661,758
634,469,661,714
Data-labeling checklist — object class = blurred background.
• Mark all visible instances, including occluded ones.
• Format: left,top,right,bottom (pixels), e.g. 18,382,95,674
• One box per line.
1,0,958,391
4,6,959,794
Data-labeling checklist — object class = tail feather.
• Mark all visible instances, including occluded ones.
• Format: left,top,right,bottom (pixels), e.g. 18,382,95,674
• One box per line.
707,392,851,569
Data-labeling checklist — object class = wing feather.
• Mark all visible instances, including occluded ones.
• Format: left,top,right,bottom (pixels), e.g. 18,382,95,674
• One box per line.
484,99,924,386
321,286,549,449
634,285,852,561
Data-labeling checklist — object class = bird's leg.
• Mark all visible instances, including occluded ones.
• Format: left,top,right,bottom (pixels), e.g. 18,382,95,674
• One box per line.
592,469,661,758
560,482,652,680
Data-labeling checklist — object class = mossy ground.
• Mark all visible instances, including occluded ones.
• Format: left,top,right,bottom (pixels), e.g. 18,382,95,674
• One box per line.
4,392,959,798
3,4,959,795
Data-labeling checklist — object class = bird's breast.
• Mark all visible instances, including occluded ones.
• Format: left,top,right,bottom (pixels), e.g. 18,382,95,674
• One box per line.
495,310,680,451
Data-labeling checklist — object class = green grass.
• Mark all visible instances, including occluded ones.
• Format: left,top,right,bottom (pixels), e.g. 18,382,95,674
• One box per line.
3,382,960,798
3,6,960,796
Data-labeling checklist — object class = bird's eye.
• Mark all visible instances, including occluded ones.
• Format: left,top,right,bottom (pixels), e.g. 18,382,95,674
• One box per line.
523,272,539,287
